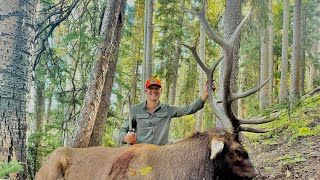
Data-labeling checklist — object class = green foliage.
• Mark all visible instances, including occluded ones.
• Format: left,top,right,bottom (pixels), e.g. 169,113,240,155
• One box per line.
295,127,314,137
202,103,215,131
27,113,65,176
102,121,118,147
0,161,23,179
246,94,320,144
170,115,196,140
275,154,306,165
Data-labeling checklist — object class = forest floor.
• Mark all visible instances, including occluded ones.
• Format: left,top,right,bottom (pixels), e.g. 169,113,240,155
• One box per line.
245,94,320,180
249,134,320,179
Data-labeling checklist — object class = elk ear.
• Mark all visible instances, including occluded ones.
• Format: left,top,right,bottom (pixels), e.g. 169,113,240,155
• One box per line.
210,139,224,159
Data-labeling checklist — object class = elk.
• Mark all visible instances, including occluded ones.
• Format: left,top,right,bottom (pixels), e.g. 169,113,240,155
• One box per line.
35,129,259,180
35,1,280,179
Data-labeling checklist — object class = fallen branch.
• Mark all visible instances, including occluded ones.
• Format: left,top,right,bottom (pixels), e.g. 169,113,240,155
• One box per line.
303,86,320,98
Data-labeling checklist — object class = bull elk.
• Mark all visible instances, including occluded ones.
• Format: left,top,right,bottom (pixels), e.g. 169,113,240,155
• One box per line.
35,1,280,179
35,129,258,179
182,1,281,142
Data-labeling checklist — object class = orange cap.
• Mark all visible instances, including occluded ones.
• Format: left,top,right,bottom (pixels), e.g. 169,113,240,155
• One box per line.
145,78,162,88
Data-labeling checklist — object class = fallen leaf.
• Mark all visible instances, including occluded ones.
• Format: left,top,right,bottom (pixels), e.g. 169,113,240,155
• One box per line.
128,168,137,176
139,167,152,176
285,170,291,178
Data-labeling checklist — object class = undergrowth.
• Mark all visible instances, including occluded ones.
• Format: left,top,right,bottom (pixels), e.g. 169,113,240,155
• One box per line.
244,94,320,145
0,161,23,179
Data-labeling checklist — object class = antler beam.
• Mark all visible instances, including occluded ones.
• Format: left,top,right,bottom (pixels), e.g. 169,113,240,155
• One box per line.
183,0,280,138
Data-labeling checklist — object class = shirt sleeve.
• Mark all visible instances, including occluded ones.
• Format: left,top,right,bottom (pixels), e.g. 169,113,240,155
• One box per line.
169,97,206,117
119,118,129,144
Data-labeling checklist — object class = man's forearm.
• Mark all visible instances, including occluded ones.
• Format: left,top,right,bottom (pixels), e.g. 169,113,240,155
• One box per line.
201,93,208,101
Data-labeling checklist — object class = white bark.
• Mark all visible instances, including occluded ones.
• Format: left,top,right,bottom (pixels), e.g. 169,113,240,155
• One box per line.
197,24,205,132
145,0,154,78
140,0,149,101
308,42,319,89
279,0,290,101
268,0,274,104
0,0,36,179
290,0,302,100
260,34,270,110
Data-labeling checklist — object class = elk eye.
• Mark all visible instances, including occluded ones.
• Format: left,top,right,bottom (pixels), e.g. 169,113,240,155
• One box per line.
243,152,249,159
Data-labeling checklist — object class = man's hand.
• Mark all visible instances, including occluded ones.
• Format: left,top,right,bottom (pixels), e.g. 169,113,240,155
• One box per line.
201,80,216,101
124,132,136,145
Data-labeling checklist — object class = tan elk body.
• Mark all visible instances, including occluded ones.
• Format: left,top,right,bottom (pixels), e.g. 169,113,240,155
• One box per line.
35,129,257,180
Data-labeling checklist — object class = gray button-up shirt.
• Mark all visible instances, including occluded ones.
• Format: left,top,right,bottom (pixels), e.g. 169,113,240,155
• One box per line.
119,98,206,145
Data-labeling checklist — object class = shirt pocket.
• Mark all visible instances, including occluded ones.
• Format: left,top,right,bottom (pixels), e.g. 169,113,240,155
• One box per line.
136,113,150,128
153,112,168,126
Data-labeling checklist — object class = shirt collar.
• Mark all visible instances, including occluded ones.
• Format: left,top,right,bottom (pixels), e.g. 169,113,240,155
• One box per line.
143,100,162,112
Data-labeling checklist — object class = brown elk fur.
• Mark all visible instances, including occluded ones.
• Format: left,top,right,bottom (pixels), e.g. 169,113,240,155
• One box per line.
35,129,257,180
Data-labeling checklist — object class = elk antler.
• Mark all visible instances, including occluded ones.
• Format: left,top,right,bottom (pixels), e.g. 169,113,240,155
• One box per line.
183,1,280,140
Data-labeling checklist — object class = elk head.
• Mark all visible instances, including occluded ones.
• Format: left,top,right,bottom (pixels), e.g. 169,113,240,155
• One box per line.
183,1,280,142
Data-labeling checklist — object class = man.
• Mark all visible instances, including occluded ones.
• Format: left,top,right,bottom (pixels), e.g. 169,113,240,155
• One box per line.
119,78,214,145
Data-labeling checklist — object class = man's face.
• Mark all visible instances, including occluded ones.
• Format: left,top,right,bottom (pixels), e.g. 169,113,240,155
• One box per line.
145,85,162,101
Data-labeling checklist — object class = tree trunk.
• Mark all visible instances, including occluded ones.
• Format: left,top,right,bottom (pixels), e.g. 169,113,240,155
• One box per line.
260,33,270,110
0,0,36,179
268,0,274,104
279,0,290,101
88,53,119,146
169,42,180,105
169,0,185,105
308,42,319,89
310,65,319,88
130,52,138,104
217,0,241,128
141,0,149,101
62,58,72,146
300,48,306,95
34,80,45,170
145,0,154,78
70,0,127,148
130,37,137,105
300,13,306,96
45,86,53,123
130,0,144,104
196,24,205,132
141,0,154,101
131,63,139,104
290,0,302,100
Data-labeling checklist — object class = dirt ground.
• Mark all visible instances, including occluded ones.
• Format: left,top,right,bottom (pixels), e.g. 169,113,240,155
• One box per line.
248,135,320,180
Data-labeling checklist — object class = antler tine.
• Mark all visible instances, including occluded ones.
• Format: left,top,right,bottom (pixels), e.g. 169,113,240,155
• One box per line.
182,43,229,121
207,75,230,122
237,111,281,125
231,73,272,102
200,0,207,14
211,56,224,75
227,8,251,46
183,2,226,47
239,126,272,133
182,43,210,74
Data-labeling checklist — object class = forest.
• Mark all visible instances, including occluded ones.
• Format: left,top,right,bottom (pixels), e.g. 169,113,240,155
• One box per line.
0,0,319,179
